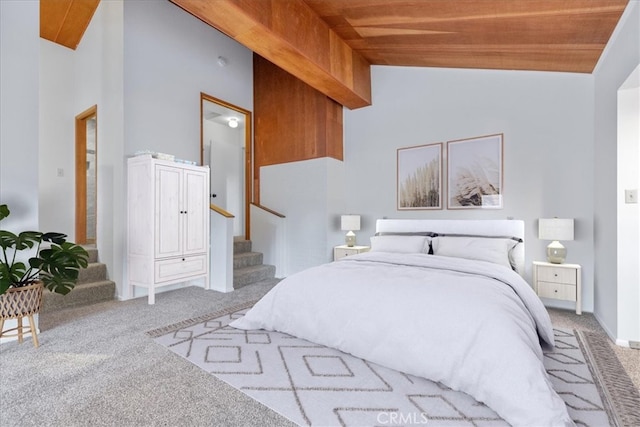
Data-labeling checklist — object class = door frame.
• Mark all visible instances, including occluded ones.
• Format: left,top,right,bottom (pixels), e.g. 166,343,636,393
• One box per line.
75,105,97,244
200,93,253,239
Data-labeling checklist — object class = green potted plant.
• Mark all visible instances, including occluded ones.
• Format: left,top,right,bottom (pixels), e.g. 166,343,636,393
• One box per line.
0,204,89,346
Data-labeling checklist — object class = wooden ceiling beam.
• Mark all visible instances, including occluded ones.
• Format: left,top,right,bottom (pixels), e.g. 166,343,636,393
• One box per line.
170,0,371,110
40,0,100,50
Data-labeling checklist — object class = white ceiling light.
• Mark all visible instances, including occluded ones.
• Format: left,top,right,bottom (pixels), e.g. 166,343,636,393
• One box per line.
228,117,239,128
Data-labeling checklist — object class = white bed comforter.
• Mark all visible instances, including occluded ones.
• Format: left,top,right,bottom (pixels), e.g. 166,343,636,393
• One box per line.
230,252,573,426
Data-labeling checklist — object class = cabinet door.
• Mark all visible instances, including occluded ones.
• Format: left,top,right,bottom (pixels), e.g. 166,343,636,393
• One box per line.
155,165,183,258
183,169,209,255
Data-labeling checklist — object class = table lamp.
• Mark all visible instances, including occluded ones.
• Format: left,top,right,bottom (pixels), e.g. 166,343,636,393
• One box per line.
341,215,360,247
538,218,574,264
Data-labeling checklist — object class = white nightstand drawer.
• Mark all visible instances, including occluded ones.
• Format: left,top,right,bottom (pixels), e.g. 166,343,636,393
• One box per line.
537,266,577,285
333,245,370,261
335,248,356,259
537,281,576,301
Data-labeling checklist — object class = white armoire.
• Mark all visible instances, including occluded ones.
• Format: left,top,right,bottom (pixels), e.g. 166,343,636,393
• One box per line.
127,154,210,304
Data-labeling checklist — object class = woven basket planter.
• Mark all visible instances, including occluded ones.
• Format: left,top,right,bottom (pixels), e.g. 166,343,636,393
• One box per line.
0,281,43,319
0,281,43,347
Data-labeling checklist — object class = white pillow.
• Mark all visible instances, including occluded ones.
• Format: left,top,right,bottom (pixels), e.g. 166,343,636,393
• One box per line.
432,236,517,269
370,235,429,254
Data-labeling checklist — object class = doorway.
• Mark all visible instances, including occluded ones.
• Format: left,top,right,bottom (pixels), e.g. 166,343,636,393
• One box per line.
75,105,97,244
200,93,252,238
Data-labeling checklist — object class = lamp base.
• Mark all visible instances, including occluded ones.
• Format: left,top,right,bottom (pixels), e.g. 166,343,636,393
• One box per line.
546,241,567,264
345,231,356,247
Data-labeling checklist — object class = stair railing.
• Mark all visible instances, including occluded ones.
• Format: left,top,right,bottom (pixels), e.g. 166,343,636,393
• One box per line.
209,204,234,292
250,203,287,278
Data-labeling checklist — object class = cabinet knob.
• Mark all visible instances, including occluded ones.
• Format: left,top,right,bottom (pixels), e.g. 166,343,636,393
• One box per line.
182,258,185,261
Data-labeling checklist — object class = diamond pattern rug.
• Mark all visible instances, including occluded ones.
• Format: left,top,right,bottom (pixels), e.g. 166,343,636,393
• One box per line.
148,302,639,427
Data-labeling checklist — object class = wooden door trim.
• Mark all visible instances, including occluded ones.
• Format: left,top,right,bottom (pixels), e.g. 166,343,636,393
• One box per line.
75,104,97,244
200,93,252,239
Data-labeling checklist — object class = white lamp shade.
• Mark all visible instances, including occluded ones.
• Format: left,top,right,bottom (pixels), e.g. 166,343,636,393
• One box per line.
341,215,361,231
538,218,574,241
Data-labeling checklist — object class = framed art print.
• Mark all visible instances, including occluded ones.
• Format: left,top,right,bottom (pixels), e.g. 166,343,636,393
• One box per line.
447,134,503,209
397,142,442,210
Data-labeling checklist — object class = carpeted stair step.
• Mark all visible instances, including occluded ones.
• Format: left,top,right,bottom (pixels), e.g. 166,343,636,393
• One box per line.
78,263,107,284
233,238,252,254
233,264,276,290
41,280,116,313
234,251,264,269
40,246,116,313
232,238,275,289
84,246,99,263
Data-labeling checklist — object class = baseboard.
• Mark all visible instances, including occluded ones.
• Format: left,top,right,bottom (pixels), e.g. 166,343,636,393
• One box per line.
593,310,618,342
615,338,630,348
120,280,208,302
592,312,640,350
613,339,640,349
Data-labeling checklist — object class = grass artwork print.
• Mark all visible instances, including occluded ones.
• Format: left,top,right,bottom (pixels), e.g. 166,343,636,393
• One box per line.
447,134,503,209
397,143,442,210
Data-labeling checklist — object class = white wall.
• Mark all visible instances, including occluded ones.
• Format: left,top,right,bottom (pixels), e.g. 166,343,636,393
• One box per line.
123,0,252,161
39,40,74,236
1,1,39,230
261,158,345,275
94,1,125,291
617,71,640,345
592,1,640,340
344,66,595,310
0,0,40,343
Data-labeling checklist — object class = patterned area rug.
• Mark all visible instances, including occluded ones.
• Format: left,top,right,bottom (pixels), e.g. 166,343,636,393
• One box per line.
148,302,640,427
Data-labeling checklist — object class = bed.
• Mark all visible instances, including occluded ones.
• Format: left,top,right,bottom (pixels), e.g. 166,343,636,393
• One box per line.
230,219,573,426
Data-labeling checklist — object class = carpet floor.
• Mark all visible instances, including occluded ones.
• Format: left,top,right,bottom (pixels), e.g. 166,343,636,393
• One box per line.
1,282,638,427
149,303,632,426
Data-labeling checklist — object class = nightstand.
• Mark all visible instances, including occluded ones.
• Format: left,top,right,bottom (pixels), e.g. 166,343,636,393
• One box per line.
533,261,582,315
334,245,370,261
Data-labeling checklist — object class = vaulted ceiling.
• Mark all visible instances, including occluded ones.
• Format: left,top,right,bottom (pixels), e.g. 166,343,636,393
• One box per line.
302,0,628,73
41,0,629,109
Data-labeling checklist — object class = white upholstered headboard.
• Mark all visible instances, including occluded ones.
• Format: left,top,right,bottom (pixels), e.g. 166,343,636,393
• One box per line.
375,219,525,275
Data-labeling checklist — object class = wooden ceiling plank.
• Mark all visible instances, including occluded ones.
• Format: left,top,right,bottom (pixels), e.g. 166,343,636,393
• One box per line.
56,0,101,50
40,0,100,50
306,0,626,22
368,48,600,73
40,0,73,42
303,0,628,73
170,0,371,110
